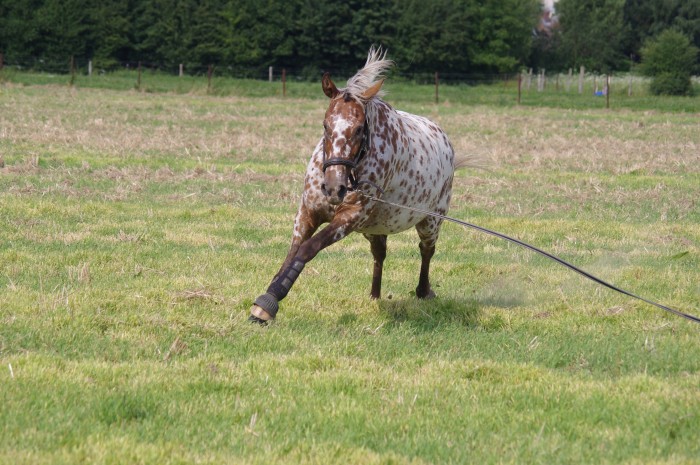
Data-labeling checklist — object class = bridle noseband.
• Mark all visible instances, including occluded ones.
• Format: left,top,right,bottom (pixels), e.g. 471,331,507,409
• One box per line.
321,120,370,190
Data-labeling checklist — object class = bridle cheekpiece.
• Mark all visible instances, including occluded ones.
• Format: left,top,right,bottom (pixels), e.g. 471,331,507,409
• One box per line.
321,119,370,190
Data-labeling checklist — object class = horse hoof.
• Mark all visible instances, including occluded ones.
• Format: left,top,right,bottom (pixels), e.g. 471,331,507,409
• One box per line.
249,304,274,324
248,314,269,325
416,289,437,300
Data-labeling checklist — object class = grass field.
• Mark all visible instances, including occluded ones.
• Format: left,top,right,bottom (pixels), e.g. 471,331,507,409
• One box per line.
4,68,700,112
1,76,699,464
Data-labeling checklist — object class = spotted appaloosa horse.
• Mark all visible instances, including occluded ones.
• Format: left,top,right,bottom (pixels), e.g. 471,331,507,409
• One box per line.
250,47,457,323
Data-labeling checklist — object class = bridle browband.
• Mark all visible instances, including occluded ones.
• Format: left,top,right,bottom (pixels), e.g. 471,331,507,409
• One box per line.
321,119,370,190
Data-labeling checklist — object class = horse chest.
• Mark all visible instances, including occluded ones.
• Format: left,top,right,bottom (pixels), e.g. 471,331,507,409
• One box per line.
300,100,453,237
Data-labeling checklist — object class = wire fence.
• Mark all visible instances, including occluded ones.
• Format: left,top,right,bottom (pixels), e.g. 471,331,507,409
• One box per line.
2,54,698,108
0,54,518,83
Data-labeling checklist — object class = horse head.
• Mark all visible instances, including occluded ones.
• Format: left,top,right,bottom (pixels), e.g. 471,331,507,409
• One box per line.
320,72,383,205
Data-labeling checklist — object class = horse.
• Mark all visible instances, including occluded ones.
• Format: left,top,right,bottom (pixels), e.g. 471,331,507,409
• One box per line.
250,47,458,323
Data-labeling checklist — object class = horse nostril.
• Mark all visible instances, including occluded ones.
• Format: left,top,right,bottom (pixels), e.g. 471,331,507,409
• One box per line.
321,183,329,196
337,185,347,199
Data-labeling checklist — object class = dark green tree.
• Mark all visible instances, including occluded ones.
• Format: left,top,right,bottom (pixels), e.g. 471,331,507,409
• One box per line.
392,0,539,77
470,0,540,73
216,0,299,75
556,0,629,73
87,0,133,69
0,0,45,64
0,0,577,77
188,0,227,68
392,0,474,76
133,0,196,68
623,0,700,66
639,29,698,95
33,0,92,70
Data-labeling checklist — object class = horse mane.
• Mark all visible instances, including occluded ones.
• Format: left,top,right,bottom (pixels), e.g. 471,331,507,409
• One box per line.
344,46,393,102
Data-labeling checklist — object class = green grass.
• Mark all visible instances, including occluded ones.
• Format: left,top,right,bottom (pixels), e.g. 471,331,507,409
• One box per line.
1,81,699,464
3,68,699,112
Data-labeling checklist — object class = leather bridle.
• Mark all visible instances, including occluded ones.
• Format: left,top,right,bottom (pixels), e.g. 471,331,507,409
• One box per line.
321,120,370,190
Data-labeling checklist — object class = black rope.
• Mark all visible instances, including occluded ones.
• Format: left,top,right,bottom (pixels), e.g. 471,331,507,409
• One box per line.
357,183,700,325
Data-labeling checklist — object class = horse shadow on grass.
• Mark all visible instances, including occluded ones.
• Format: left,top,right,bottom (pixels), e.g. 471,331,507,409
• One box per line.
357,285,528,333
376,296,480,331
362,267,534,331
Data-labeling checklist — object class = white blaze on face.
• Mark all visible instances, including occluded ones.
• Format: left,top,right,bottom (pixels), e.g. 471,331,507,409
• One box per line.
330,114,354,158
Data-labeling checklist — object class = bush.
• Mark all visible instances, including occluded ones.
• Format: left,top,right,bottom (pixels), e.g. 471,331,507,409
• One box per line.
640,30,698,96
648,72,694,96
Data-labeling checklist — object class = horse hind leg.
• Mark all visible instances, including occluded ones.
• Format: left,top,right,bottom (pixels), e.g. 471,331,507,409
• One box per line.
415,216,442,299
365,234,387,299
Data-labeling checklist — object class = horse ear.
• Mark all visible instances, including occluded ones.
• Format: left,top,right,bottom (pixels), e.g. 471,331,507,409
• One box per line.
360,79,384,100
322,72,339,99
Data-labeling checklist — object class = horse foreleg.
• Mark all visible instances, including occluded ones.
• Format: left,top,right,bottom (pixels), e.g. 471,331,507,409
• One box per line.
250,216,356,323
272,206,322,283
365,234,387,299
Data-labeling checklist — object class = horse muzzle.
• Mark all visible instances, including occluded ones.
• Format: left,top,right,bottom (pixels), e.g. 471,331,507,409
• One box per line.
321,166,350,205
321,181,348,205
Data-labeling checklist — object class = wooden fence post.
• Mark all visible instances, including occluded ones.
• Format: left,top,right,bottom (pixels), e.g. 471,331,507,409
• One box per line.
69,55,76,86
434,71,439,104
137,61,142,90
282,68,286,97
269,66,273,82
517,73,522,105
628,74,632,97
578,66,585,94
207,64,213,92
179,63,183,77
0,52,4,71
88,60,92,76
526,68,532,91
606,74,610,109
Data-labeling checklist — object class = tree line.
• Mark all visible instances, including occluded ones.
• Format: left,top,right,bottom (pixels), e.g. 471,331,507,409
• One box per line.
533,0,699,75
0,0,698,78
